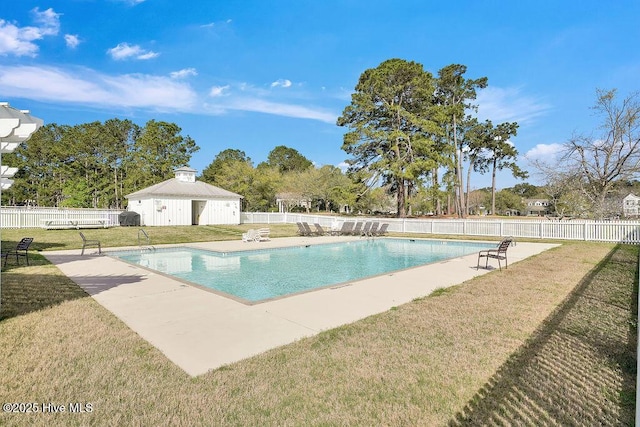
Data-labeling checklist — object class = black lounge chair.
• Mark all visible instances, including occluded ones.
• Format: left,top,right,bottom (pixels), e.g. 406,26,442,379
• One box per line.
477,237,513,270
2,237,34,267
337,221,355,236
368,222,379,237
80,232,102,256
313,223,328,236
296,222,312,236
302,222,315,236
350,222,363,236
361,222,372,237
372,223,388,237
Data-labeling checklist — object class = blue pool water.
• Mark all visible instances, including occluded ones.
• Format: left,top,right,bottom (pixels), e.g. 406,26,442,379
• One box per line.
110,239,489,303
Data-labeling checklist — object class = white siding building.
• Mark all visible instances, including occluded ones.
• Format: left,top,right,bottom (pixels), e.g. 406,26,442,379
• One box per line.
623,193,640,217
125,167,242,226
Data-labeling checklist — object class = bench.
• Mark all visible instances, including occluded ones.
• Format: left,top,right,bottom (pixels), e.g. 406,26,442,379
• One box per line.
255,228,271,241
41,219,110,230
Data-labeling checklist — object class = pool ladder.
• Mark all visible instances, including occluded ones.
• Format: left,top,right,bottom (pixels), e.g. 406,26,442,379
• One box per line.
138,228,155,251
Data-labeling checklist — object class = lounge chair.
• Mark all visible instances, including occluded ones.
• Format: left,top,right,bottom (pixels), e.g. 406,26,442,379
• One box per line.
361,222,372,237
372,223,388,237
296,222,310,236
350,222,363,236
477,237,513,270
2,237,34,266
255,228,271,242
302,222,315,236
242,229,256,242
313,223,328,236
337,221,355,236
367,222,379,237
79,232,101,256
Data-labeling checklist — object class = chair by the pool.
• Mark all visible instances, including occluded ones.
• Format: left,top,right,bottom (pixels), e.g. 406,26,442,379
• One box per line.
361,222,372,237
296,222,310,236
3,237,34,267
255,228,271,242
350,222,363,236
313,223,328,236
368,222,379,237
338,221,355,236
477,237,513,271
302,222,315,236
242,229,256,242
79,232,101,256
373,223,388,237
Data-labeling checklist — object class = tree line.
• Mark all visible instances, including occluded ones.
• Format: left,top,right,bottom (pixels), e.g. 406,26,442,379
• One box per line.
1,119,198,209
3,58,638,219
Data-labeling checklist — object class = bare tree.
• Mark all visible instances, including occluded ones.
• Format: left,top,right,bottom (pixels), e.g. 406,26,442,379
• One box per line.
542,89,640,218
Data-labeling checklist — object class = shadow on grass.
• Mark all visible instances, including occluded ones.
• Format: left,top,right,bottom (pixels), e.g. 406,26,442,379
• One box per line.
450,244,638,426
0,270,89,321
1,252,147,320
1,237,67,253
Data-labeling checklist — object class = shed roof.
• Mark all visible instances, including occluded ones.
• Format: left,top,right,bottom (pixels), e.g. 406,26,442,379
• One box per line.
125,178,242,199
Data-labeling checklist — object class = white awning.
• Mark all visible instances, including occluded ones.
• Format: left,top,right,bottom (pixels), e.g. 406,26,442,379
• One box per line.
0,102,43,144
0,177,14,190
0,102,43,189
1,165,18,178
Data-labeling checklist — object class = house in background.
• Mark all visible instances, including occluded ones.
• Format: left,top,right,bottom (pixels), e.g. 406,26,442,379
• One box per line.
521,199,551,216
623,193,640,217
125,167,242,226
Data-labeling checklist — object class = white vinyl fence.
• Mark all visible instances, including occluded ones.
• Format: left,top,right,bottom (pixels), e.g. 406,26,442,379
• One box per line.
242,212,640,244
3,208,640,243
1,207,124,229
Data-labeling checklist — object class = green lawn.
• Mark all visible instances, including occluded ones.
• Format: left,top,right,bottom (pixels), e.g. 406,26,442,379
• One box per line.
0,227,636,426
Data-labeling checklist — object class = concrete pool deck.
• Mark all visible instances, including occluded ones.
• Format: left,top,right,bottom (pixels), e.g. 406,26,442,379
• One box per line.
43,236,558,377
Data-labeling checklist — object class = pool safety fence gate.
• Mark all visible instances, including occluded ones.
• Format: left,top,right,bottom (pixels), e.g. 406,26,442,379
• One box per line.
242,212,640,244
1,207,124,229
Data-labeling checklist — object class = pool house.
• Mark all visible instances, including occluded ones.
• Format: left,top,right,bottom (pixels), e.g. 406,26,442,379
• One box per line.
125,167,243,226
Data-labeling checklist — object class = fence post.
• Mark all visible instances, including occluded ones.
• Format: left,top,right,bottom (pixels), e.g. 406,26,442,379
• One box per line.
539,221,543,239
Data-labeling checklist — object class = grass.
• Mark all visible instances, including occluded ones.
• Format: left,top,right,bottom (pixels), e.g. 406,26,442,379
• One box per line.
0,227,636,426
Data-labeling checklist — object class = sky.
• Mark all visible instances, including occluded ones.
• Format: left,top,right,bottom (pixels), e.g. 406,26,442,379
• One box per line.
1,0,639,190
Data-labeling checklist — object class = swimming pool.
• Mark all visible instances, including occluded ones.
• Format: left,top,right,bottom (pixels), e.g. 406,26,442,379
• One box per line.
109,239,489,303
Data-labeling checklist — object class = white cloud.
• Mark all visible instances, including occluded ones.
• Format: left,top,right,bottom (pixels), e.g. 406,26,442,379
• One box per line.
476,86,550,125
225,97,336,123
524,143,564,161
0,65,336,123
116,0,146,5
107,42,159,60
200,19,232,29
31,8,60,36
209,85,230,97
170,68,197,79
271,79,292,88
0,65,197,111
0,8,61,57
64,34,80,49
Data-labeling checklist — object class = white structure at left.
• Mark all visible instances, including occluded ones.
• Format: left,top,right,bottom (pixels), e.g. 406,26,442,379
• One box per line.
125,167,243,226
0,102,43,190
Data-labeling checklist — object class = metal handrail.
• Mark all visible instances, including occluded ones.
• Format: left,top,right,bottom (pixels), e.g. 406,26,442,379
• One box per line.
137,228,150,247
